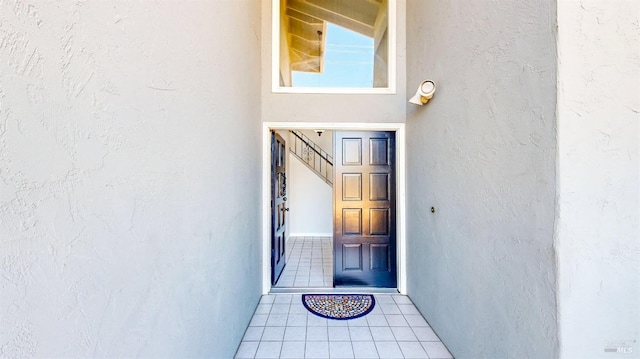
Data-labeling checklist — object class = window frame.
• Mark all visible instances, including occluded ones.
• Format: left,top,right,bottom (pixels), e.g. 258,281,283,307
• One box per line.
271,0,397,94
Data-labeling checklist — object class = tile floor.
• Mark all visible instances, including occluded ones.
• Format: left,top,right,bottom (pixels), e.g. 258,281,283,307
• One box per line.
274,237,333,288
235,294,454,359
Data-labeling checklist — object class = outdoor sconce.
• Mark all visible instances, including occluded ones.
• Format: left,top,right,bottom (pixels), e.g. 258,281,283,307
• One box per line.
409,80,436,105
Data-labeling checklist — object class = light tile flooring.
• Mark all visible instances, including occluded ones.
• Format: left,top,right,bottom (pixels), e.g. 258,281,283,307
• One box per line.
274,237,333,288
235,294,454,359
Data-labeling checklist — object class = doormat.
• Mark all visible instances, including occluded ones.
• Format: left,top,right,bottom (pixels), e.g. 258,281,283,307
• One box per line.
302,294,375,320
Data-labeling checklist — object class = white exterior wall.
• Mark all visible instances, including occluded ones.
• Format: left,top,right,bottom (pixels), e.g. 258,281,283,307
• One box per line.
557,1,640,358
0,1,262,358
405,1,559,358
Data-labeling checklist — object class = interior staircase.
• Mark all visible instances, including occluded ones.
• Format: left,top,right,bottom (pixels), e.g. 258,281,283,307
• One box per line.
289,130,333,186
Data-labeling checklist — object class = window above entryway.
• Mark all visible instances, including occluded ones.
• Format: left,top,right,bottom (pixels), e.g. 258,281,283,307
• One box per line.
272,0,396,94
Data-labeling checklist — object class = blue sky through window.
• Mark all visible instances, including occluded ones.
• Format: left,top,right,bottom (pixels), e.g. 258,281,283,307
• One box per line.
292,23,374,88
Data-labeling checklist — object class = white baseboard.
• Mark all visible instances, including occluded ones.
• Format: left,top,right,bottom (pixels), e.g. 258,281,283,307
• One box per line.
289,232,333,238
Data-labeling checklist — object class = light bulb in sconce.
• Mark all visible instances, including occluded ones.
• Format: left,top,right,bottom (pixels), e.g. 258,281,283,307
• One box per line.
314,129,325,137
409,80,436,105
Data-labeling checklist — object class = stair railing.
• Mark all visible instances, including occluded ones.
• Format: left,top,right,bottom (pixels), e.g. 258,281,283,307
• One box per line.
289,130,333,186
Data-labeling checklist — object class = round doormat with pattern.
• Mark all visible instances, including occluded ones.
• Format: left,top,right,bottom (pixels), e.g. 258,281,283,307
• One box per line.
302,294,375,320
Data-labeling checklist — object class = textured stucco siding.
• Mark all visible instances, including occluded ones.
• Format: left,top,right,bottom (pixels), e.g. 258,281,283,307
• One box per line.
0,1,262,358
557,1,640,358
405,1,559,358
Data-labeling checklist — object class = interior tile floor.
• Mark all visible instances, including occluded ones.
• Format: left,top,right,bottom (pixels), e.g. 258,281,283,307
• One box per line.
235,294,454,359
274,236,333,288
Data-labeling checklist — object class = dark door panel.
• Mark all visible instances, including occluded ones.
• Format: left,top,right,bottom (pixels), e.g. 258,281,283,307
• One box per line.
271,132,287,285
334,131,396,287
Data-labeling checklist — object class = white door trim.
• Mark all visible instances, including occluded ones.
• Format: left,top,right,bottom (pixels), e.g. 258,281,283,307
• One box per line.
262,122,406,294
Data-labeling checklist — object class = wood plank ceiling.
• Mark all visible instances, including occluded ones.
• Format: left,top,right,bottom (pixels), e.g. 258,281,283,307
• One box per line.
282,0,384,73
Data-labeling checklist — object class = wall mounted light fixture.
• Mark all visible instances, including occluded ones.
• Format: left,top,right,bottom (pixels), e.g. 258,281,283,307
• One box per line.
409,80,436,105
314,129,325,137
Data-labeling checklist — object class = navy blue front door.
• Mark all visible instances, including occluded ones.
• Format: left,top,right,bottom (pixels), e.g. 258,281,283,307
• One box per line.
271,132,287,284
334,131,396,287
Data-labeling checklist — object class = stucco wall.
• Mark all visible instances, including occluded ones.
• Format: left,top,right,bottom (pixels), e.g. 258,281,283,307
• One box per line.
261,0,407,124
0,1,262,358
405,1,559,358
557,1,640,358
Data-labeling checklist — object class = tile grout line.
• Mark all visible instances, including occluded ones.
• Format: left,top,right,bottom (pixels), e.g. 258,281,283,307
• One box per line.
243,295,453,358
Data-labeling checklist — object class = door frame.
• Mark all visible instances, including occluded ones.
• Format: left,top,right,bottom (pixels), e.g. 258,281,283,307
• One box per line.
262,122,407,294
